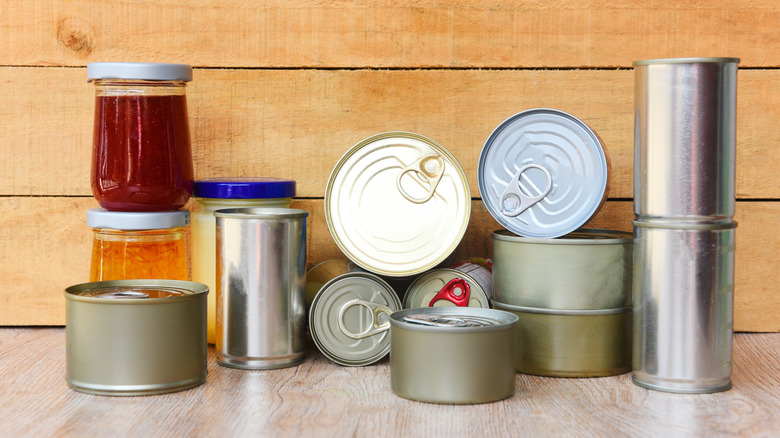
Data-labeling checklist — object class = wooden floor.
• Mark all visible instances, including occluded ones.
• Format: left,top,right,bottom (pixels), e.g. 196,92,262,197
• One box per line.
1,329,777,437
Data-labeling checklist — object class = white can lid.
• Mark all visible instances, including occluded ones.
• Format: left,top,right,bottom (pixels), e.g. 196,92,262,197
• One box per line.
87,62,192,82
86,208,190,230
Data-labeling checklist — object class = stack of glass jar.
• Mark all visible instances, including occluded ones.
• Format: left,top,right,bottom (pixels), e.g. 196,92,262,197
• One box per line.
86,62,195,282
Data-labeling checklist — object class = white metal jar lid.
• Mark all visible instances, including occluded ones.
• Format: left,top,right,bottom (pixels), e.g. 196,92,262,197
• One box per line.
478,109,610,238
325,132,471,277
86,208,190,230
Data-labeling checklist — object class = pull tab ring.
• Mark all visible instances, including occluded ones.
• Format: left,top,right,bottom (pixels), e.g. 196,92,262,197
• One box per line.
396,153,445,204
499,164,553,217
338,299,393,339
428,278,471,307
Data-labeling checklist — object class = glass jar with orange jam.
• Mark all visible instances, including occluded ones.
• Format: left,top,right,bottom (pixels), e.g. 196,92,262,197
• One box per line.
87,208,189,282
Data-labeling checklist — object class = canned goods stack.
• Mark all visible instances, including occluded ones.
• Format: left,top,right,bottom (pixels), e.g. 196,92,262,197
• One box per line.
632,58,739,394
479,109,633,377
65,63,208,396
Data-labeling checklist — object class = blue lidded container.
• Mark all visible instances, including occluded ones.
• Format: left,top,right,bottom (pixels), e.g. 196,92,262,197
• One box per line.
191,178,296,344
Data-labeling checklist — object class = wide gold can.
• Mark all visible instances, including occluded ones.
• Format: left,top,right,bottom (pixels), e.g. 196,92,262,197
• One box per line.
65,280,208,396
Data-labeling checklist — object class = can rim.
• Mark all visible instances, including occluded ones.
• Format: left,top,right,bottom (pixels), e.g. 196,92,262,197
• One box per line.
65,280,208,304
390,307,517,333
477,108,609,239
309,272,401,366
492,228,633,244
402,268,490,309
492,301,631,316
633,220,738,231
324,131,470,277
214,207,308,219
633,57,740,66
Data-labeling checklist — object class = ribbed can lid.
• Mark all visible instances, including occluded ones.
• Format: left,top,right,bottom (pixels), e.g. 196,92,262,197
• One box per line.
325,132,470,277
86,208,190,230
478,108,610,238
309,272,402,366
87,62,192,81
193,177,296,199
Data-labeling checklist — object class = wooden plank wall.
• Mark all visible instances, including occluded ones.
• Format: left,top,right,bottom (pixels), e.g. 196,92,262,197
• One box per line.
0,1,777,331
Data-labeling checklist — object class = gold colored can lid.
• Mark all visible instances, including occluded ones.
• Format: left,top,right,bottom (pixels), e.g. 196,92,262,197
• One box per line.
325,132,470,277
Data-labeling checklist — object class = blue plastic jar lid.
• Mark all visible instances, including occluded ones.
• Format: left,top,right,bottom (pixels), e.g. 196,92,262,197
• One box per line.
193,178,296,199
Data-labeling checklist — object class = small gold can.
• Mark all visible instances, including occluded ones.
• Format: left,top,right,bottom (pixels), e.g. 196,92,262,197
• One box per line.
65,280,208,396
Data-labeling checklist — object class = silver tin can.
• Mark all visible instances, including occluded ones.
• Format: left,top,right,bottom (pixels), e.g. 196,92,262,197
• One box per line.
309,271,402,366
478,109,610,238
390,307,517,404
65,280,208,396
402,267,491,309
632,220,736,393
493,301,631,377
325,132,471,277
492,229,633,309
215,208,308,370
634,58,739,221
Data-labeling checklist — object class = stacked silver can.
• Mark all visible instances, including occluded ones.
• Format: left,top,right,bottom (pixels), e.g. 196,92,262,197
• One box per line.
632,58,739,393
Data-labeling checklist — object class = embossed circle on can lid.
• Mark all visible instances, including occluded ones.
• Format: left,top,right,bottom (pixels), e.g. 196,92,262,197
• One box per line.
478,109,610,238
326,132,471,276
309,272,402,366
403,269,490,309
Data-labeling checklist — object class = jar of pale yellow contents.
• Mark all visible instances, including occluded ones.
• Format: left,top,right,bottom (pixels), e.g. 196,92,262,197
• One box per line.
87,208,190,282
192,178,295,344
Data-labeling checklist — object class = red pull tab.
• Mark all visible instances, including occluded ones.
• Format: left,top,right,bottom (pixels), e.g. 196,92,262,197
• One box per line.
428,278,470,307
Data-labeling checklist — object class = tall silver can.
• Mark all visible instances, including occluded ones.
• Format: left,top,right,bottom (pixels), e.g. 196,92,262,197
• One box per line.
215,208,308,369
632,221,736,393
634,58,739,221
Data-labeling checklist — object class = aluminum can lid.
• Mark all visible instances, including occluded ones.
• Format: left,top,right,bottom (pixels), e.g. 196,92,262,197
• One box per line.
309,272,402,366
402,268,490,309
326,132,470,276
478,109,609,238
390,307,518,333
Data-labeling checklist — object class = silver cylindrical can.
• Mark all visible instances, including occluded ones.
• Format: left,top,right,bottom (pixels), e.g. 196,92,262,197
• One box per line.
634,58,739,221
215,208,308,370
632,220,736,393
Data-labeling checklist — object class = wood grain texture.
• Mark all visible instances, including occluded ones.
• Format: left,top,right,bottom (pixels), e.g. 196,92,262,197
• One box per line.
1,1,778,68
0,197,777,332
1,67,778,198
0,328,777,436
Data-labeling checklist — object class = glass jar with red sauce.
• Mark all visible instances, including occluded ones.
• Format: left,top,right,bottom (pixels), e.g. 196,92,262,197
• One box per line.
87,63,194,211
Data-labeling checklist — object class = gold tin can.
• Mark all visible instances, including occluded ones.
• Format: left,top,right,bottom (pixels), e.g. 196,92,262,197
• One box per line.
65,280,208,396
390,307,517,404
493,229,633,309
493,301,631,377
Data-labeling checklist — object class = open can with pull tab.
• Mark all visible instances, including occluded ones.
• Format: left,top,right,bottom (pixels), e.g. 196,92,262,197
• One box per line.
325,132,471,277
390,307,517,404
402,261,493,309
478,109,610,238
309,271,402,366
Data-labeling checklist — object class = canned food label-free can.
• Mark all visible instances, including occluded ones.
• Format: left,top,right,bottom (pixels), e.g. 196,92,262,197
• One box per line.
478,109,610,238
326,132,471,277
403,266,492,309
310,272,402,366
